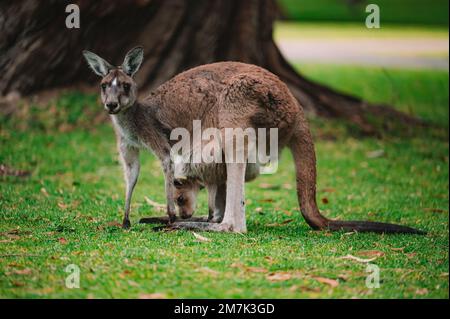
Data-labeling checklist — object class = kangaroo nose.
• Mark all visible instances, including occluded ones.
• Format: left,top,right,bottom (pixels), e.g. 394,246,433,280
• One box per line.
106,102,118,111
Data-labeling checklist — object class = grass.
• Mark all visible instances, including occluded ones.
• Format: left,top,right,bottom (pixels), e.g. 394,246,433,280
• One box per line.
274,22,450,40
0,65,448,298
277,0,449,25
295,64,449,127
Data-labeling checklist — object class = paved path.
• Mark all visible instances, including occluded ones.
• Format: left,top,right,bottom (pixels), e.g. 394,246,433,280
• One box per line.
277,38,449,70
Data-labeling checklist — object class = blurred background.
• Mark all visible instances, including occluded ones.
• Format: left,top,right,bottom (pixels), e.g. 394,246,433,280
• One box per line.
0,0,448,131
0,0,448,299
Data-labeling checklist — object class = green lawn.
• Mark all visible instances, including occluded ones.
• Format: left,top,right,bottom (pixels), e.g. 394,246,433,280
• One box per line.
274,22,450,40
277,0,449,25
0,65,448,298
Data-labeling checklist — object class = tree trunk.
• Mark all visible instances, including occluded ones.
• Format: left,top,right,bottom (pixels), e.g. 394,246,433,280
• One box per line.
0,0,423,134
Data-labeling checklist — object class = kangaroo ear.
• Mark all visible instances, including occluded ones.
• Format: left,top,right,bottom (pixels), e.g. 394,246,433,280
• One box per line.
122,46,144,77
82,50,113,77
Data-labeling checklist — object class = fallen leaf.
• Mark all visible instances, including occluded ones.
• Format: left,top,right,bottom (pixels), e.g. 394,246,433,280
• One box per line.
58,237,68,244
321,197,329,204
339,254,377,263
415,288,428,296
193,232,211,242
321,188,336,193
139,293,167,299
281,210,292,216
406,253,417,259
313,276,339,288
246,266,268,273
366,149,385,159
40,187,49,197
13,268,32,275
356,250,385,258
106,221,122,228
266,272,296,282
337,274,349,281
390,247,405,252
343,231,356,236
57,202,68,210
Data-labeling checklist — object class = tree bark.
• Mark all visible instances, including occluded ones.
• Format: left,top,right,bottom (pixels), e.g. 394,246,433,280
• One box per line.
0,0,423,134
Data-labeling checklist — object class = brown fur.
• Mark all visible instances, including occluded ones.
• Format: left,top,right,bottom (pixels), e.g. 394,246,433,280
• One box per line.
84,48,424,234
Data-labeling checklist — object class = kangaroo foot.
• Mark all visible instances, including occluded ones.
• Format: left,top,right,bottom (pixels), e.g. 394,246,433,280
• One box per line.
167,221,234,232
122,218,131,229
139,216,209,225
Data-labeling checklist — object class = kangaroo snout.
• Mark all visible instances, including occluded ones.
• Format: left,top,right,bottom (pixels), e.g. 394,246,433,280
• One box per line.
105,102,119,114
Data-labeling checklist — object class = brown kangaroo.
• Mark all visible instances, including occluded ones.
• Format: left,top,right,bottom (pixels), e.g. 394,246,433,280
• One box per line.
83,46,424,234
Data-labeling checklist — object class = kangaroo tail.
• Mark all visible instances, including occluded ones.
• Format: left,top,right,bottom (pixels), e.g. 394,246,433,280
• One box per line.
288,112,425,235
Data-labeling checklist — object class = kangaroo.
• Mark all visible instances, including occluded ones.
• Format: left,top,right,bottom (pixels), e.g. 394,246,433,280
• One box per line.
83,46,424,234
173,162,260,222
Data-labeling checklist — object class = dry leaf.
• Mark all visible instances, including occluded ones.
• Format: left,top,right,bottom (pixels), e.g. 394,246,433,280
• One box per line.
193,232,211,242
313,276,339,288
339,254,377,263
231,263,267,274
57,202,68,210
139,293,167,299
415,288,428,296
356,250,385,258
321,197,329,204
281,210,292,216
106,221,122,228
390,247,405,252
58,237,68,244
266,272,293,282
13,268,32,275
366,149,385,158
246,266,268,273
40,187,49,197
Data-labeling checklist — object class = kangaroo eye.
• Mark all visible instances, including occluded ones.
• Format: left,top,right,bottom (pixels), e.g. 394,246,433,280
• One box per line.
176,195,185,205
123,83,130,93
174,179,183,188
101,83,107,90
